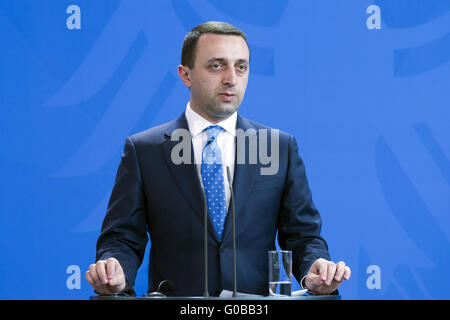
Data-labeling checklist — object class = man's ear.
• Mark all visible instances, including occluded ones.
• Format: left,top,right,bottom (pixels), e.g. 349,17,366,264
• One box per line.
178,65,191,88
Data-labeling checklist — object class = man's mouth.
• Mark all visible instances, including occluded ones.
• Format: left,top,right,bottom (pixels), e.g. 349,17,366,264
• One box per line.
218,92,236,102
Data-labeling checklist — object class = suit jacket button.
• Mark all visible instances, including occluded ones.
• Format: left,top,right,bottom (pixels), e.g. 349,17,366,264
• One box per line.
220,246,225,253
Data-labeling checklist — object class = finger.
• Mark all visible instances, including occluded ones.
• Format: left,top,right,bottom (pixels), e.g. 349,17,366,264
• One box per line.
106,258,118,280
318,260,328,283
326,262,336,286
310,258,322,274
108,274,121,286
108,273,125,289
85,270,95,287
96,260,108,285
343,266,351,280
89,264,100,286
334,261,346,282
107,267,125,293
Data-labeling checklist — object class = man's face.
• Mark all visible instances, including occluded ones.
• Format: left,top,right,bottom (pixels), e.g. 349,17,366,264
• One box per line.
179,33,250,123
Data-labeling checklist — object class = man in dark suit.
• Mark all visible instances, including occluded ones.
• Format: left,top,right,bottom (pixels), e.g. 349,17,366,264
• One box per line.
86,21,350,296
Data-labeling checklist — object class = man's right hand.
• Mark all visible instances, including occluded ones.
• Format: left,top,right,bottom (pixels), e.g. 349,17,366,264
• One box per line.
85,257,126,295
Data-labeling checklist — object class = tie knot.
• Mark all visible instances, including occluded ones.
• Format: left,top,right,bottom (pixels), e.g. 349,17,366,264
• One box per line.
204,125,223,140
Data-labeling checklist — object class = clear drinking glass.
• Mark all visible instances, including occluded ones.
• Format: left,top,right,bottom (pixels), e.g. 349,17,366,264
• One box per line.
268,250,292,296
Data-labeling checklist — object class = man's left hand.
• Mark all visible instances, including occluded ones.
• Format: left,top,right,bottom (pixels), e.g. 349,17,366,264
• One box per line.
304,258,351,295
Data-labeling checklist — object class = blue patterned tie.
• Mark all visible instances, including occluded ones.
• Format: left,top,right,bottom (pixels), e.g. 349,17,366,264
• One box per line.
201,125,227,240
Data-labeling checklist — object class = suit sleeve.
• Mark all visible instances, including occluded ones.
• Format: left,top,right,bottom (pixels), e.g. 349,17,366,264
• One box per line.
96,136,148,294
277,135,331,283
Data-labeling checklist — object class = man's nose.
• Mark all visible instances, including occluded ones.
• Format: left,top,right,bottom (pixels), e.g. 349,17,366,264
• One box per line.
222,67,237,86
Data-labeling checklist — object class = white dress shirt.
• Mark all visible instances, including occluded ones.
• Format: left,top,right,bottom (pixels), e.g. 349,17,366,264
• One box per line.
185,102,236,211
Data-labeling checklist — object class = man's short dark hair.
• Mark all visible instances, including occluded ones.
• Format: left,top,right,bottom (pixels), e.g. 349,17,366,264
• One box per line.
181,21,249,69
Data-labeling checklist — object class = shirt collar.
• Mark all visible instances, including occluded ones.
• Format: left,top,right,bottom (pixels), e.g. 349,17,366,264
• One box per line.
185,102,237,137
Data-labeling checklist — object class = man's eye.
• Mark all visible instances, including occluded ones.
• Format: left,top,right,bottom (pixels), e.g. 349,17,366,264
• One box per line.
237,64,248,72
210,64,222,70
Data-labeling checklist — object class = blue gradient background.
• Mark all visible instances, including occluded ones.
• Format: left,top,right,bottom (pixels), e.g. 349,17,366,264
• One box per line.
1,0,449,299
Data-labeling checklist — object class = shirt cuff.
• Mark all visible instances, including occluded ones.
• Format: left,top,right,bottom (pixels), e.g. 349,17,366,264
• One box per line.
300,275,308,290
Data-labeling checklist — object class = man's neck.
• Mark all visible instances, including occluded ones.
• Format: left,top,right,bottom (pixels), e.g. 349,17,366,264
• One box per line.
189,103,232,124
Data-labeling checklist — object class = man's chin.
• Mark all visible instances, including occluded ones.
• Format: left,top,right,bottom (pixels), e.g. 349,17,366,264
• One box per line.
216,102,239,115
214,108,237,119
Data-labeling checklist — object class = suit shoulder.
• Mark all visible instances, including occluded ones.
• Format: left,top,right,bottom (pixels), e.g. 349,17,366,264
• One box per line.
127,121,173,146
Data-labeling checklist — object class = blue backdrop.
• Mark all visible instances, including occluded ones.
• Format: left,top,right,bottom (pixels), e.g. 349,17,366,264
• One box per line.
1,0,449,299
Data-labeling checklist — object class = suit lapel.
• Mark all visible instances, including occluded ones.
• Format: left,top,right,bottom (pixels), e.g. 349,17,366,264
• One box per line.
161,113,220,244
222,115,259,241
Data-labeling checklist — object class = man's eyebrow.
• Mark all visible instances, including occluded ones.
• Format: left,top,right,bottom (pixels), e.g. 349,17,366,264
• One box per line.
207,57,226,63
236,58,249,64
206,57,249,64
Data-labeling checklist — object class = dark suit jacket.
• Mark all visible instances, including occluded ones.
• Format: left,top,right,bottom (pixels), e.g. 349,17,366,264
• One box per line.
96,112,331,296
